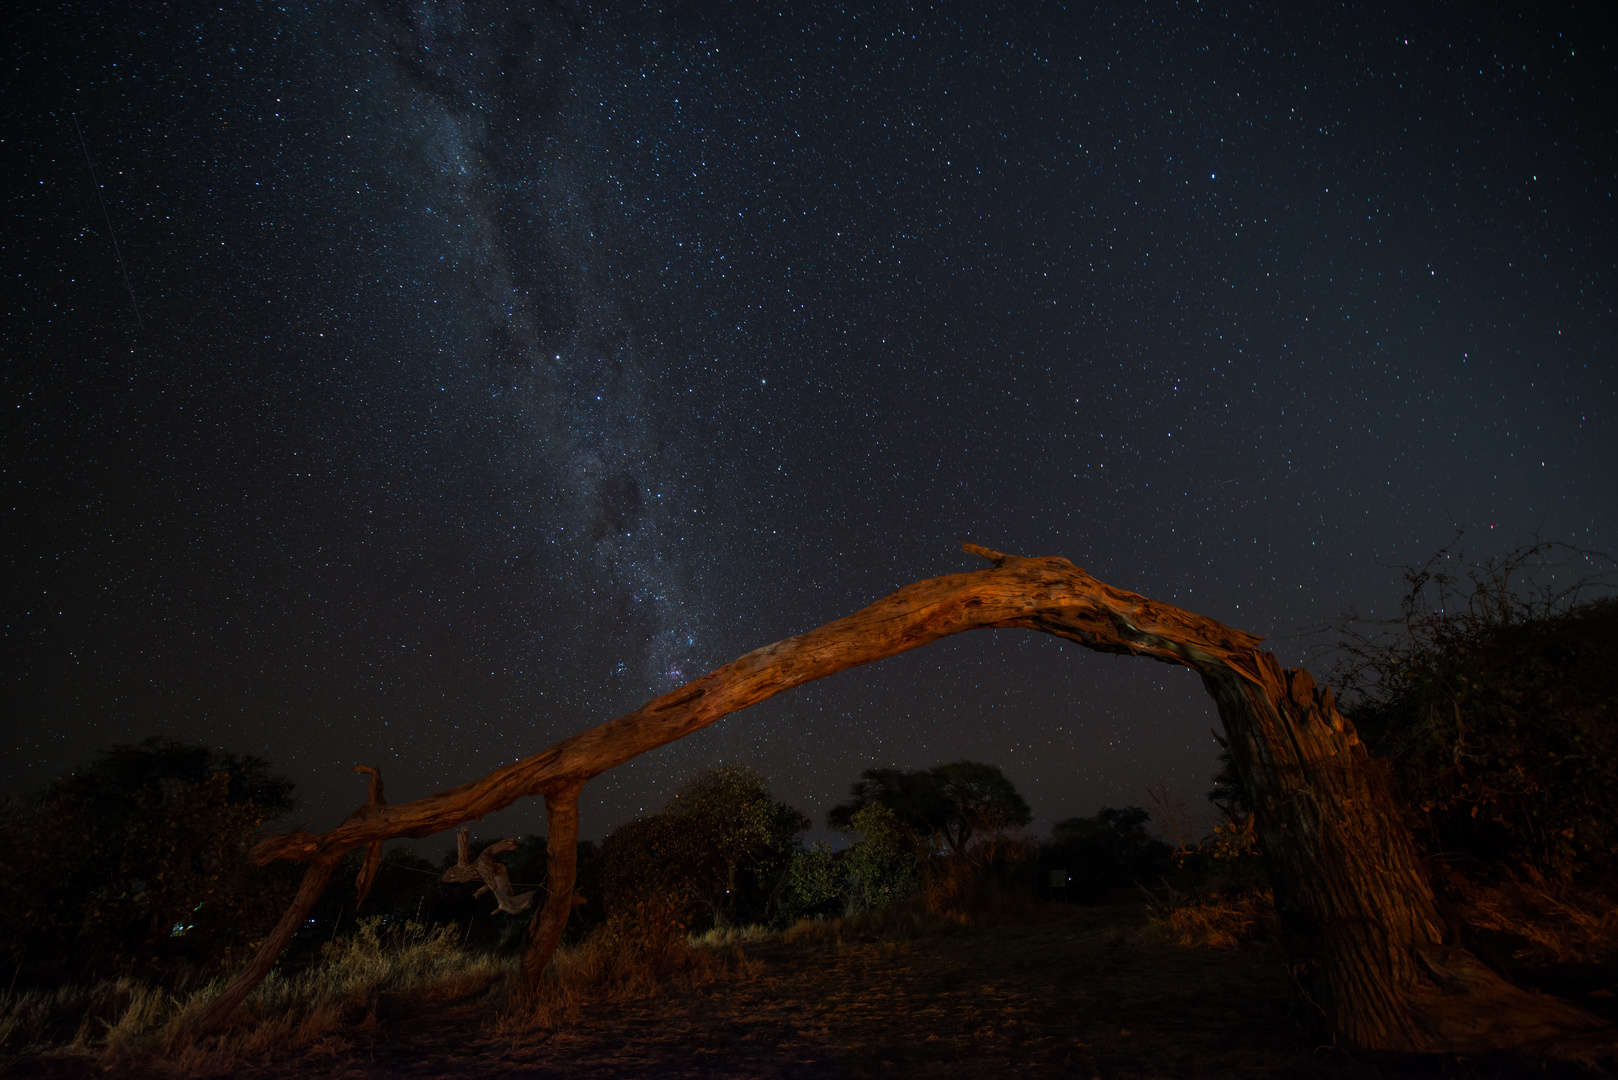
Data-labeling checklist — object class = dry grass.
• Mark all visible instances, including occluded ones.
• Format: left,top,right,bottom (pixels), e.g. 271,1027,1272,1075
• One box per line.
3,908,768,1070
489,901,754,1037
686,922,774,949
7,887,1612,1077
188,897,1353,1079
0,976,171,1056
782,900,970,947
1450,874,1618,965
1145,888,1279,949
497,876,1046,1039
0,917,515,1073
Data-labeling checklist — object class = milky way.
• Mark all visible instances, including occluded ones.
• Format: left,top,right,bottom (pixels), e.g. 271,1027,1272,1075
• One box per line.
6,2,1614,843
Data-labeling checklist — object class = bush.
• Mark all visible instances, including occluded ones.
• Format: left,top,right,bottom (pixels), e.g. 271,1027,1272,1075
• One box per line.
1192,814,1268,895
1046,806,1171,900
599,766,807,930
1330,541,1618,885
0,738,298,986
842,805,922,913
774,842,843,926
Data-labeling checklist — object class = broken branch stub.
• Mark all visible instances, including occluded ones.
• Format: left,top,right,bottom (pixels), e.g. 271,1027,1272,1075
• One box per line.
441,825,535,915
194,544,1610,1057
350,765,386,908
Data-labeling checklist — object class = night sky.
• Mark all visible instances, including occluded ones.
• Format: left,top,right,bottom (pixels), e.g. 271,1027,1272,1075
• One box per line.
6,3,1615,844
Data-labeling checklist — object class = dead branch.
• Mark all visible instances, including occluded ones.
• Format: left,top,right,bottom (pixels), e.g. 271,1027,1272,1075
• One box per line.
441,826,535,915
187,543,1610,1059
351,765,385,908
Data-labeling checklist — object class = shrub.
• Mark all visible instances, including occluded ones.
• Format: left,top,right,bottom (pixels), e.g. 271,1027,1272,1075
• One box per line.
0,738,298,986
1329,541,1618,885
773,842,843,926
1046,806,1170,899
599,766,807,930
842,805,921,913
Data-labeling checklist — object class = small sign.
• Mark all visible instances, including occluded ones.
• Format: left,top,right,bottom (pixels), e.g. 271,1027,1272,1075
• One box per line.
1049,869,1068,888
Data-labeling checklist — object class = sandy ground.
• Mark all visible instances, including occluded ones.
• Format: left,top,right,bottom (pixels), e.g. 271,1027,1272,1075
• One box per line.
8,901,1613,1079
251,902,1352,1079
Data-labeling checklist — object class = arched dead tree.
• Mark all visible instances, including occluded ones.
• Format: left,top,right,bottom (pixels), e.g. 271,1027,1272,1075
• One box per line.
189,545,1610,1058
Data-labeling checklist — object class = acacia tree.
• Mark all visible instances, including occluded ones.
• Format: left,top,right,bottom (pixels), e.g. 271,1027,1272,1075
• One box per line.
189,545,1611,1060
1050,806,1168,886
827,761,1031,854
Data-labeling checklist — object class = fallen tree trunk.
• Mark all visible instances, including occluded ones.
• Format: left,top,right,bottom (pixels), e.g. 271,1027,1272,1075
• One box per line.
192,545,1609,1057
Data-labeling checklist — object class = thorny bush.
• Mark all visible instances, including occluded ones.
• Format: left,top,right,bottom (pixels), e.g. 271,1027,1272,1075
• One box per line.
1326,538,1618,885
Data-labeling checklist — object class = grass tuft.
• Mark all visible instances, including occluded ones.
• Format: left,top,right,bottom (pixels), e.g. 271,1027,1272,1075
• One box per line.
1145,888,1278,949
1446,872,1618,965
493,902,749,1036
688,923,773,949
1,916,514,1071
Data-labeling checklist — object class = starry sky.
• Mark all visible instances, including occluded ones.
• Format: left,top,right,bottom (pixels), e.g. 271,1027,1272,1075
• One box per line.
6,2,1615,844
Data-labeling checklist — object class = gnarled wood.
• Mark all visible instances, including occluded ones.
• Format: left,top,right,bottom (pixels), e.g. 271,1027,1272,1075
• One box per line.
193,544,1610,1056
441,826,535,915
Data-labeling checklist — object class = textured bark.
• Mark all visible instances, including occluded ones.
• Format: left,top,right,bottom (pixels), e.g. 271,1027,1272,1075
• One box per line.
521,786,582,990
194,544,1609,1055
1201,661,1604,1053
350,766,385,908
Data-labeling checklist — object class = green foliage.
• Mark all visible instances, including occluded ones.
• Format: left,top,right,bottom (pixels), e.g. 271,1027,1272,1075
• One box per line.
841,805,922,913
774,842,844,925
775,807,926,925
827,760,1031,854
0,738,298,985
1329,540,1618,883
600,765,807,928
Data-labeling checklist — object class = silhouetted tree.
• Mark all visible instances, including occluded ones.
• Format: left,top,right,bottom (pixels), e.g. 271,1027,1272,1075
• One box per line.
828,761,1030,854
1205,741,1249,823
0,738,296,983
1049,805,1168,891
